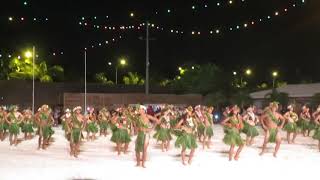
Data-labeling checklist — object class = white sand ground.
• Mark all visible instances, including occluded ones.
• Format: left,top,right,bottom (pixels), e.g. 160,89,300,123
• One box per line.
0,125,319,180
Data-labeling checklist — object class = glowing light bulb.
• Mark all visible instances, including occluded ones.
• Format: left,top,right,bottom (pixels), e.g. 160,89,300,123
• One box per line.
130,12,134,17
216,29,220,34
275,11,279,16
229,0,233,4
8,17,13,21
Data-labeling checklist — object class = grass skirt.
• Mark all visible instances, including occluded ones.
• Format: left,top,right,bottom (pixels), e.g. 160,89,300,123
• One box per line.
308,121,316,131
135,131,146,153
99,121,109,131
111,128,131,143
268,128,277,143
153,128,172,141
71,128,81,143
87,122,98,133
223,127,243,146
242,122,259,138
43,126,54,139
284,122,298,133
9,123,20,135
175,132,198,149
197,123,205,136
205,126,214,138
297,119,309,131
22,123,34,133
169,119,179,129
0,122,9,131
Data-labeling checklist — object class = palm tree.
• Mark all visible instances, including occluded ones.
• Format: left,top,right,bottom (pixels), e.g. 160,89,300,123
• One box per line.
123,72,145,85
264,89,289,107
230,90,253,109
8,57,64,82
94,73,114,85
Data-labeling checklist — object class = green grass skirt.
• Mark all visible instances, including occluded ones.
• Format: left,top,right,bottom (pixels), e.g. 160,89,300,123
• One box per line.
205,126,214,138
99,121,109,131
175,132,198,149
22,123,34,133
0,123,9,131
43,126,54,139
242,122,259,138
284,122,298,133
111,128,131,143
62,121,66,130
197,123,205,136
135,131,146,153
297,119,309,131
87,122,98,133
9,123,20,135
71,128,81,143
308,121,316,131
223,127,243,146
268,128,277,143
169,119,178,129
153,128,172,141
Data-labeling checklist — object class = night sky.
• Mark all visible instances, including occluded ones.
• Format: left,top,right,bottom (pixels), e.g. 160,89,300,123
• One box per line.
1,0,319,84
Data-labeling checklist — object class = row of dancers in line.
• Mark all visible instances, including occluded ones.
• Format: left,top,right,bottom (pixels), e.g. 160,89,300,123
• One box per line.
1,103,320,167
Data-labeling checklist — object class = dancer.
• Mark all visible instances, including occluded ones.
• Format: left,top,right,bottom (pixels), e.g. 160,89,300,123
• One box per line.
153,110,172,152
298,104,312,137
21,109,34,140
6,105,23,146
203,106,214,149
242,105,259,146
135,105,159,168
98,107,110,136
110,110,131,155
312,106,320,151
85,107,98,141
311,105,320,136
68,106,85,157
221,105,244,161
195,105,206,143
60,109,72,140
283,105,299,144
175,106,198,165
0,106,8,141
259,102,285,157
35,105,54,150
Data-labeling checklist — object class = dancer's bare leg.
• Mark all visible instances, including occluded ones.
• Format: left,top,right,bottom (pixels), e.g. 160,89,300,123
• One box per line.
181,148,187,165
234,145,244,160
260,131,269,156
124,143,129,154
188,149,195,164
274,133,281,157
142,137,149,168
229,145,235,161
292,133,297,143
116,143,121,155
135,152,141,167
287,132,291,144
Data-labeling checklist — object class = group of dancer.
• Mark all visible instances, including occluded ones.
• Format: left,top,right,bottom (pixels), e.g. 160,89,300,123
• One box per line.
1,102,320,167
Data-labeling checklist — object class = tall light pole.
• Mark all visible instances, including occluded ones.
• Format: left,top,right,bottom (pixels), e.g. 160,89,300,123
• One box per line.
84,50,87,115
116,59,127,84
146,21,150,95
272,71,278,89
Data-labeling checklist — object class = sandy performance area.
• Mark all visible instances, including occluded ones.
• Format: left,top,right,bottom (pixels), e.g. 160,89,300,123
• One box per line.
0,125,319,180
